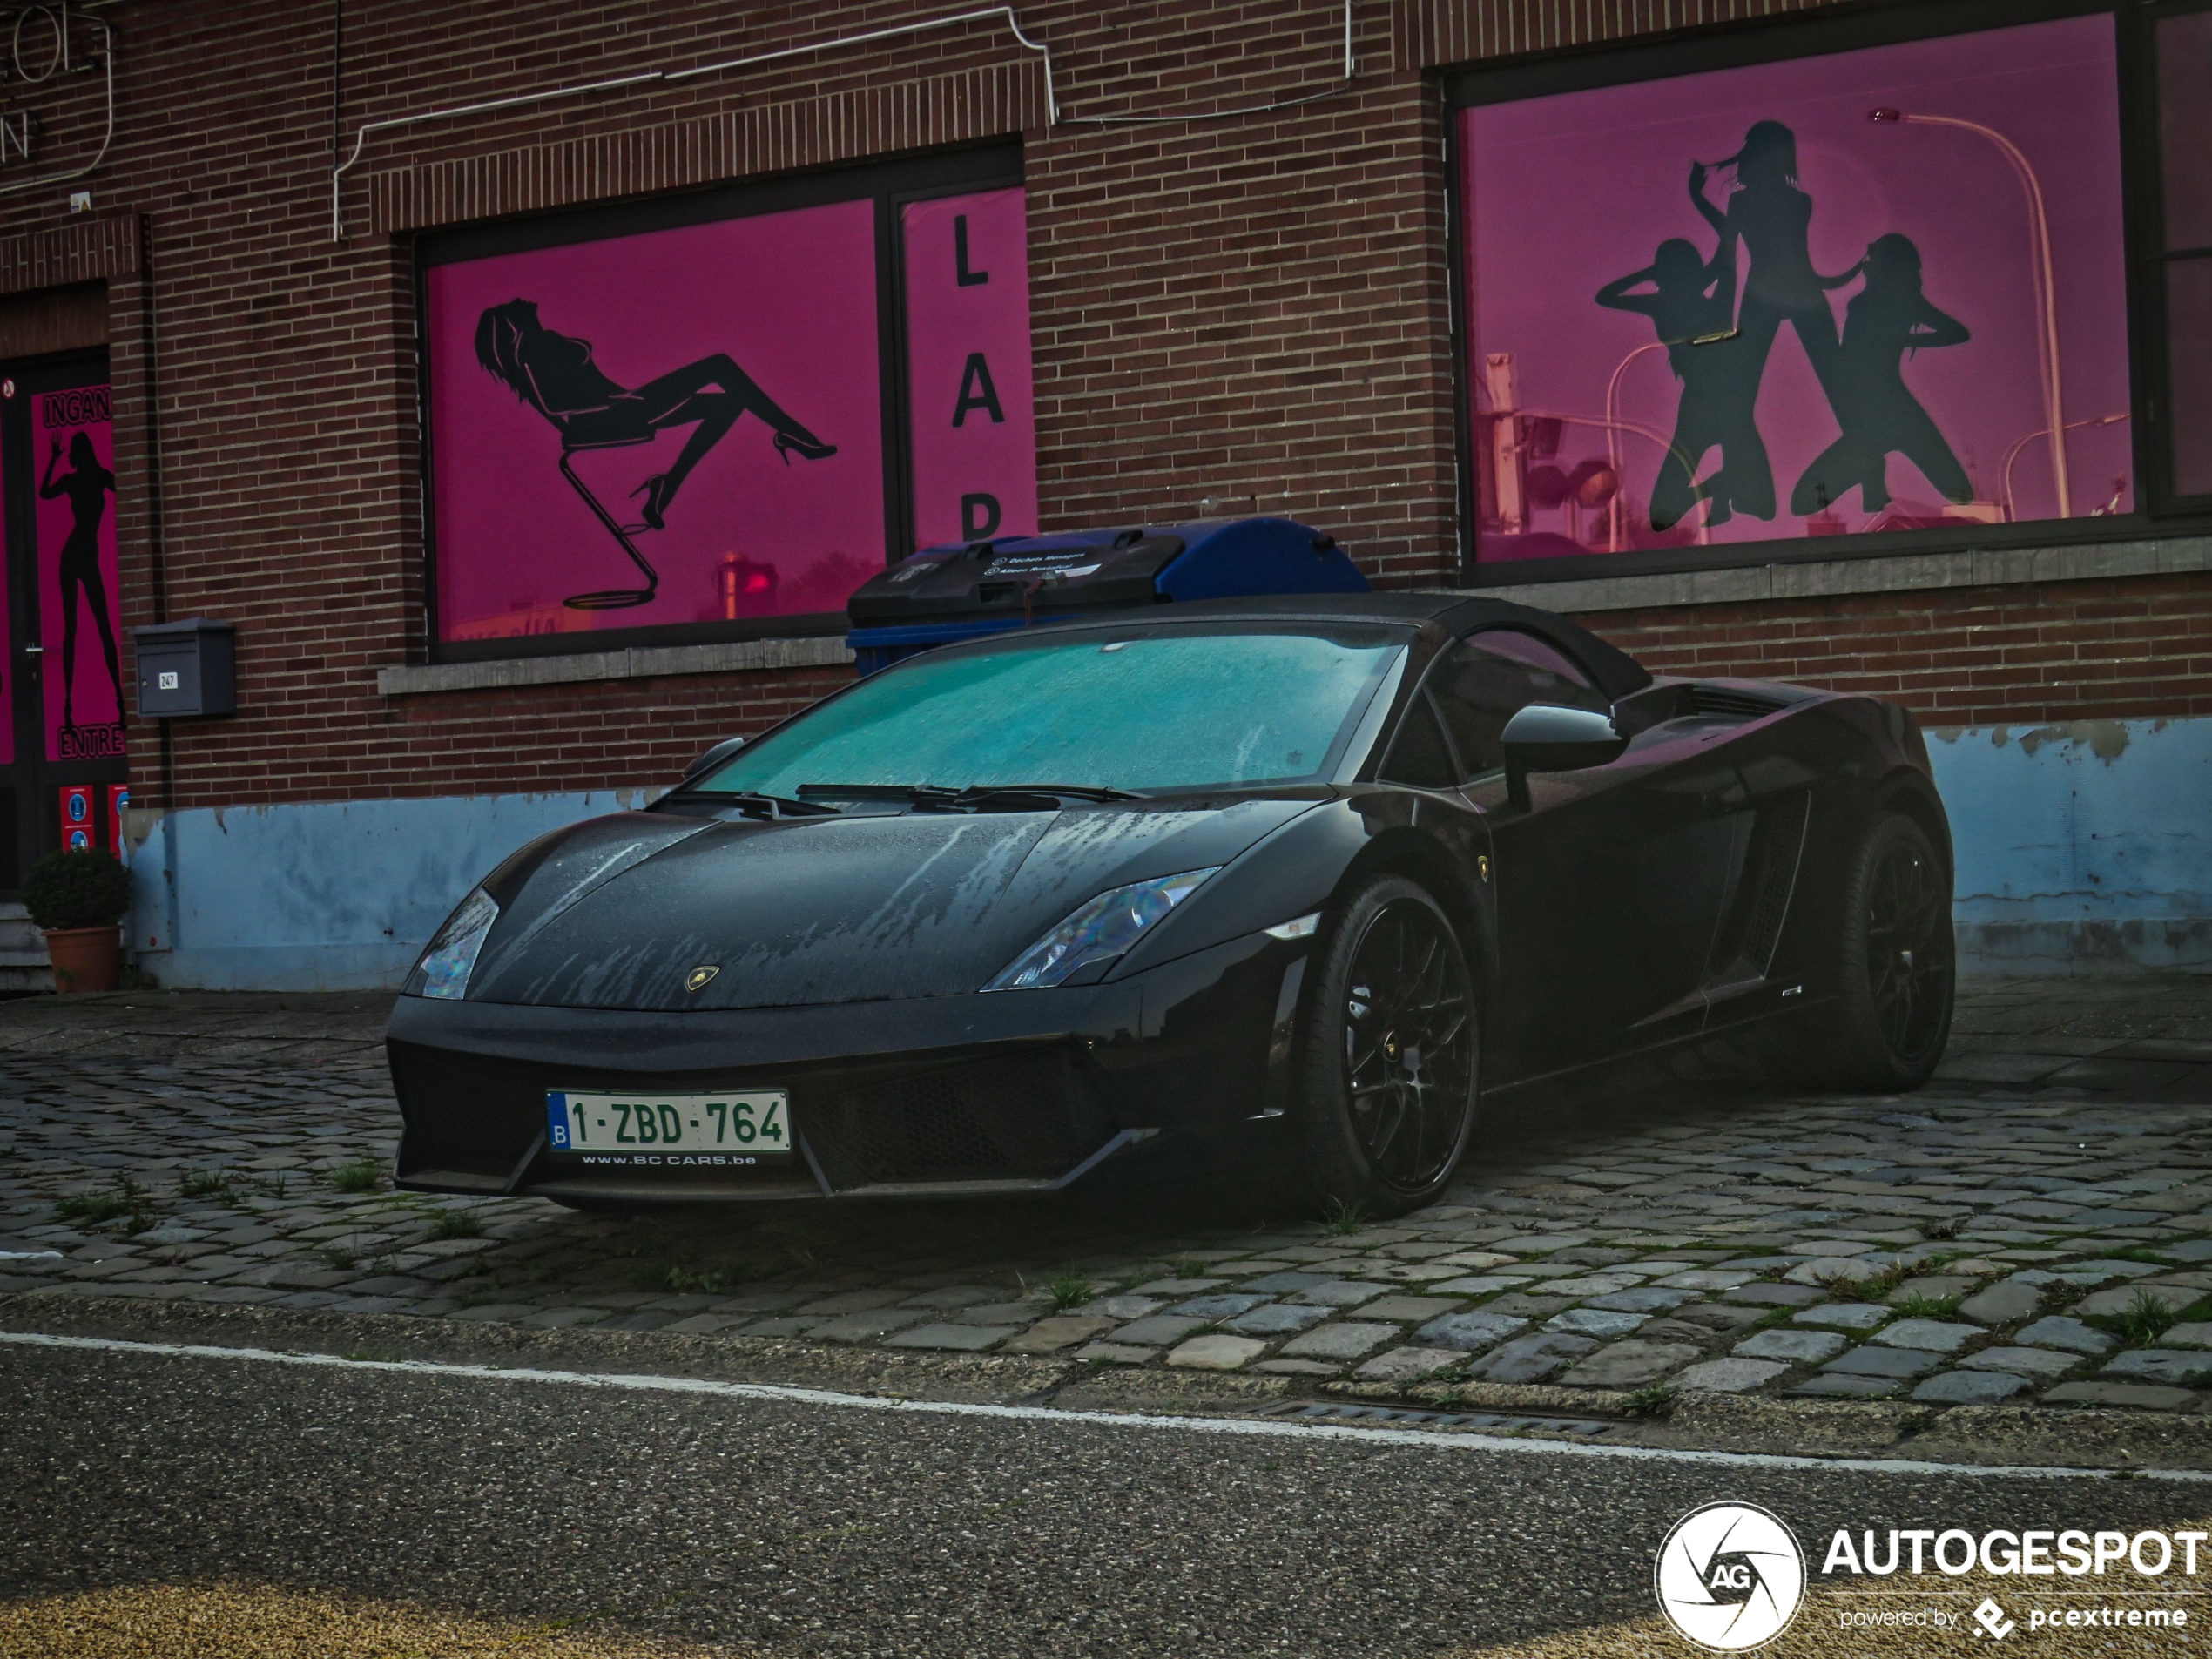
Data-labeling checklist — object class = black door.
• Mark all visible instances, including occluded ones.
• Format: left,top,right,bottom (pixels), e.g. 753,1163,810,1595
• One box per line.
0,351,127,894
1431,628,1742,1082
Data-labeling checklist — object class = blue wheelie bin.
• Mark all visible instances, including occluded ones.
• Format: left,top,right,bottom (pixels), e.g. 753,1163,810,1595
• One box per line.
844,516,1369,675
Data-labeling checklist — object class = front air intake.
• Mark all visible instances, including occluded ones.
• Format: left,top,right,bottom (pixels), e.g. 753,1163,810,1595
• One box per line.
799,1050,1111,1189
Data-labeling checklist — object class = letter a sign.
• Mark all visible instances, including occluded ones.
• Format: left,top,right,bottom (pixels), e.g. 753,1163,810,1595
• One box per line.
902,187,1037,548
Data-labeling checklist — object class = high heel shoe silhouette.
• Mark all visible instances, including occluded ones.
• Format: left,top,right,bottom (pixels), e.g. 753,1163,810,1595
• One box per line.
629,473,674,530
772,431,837,466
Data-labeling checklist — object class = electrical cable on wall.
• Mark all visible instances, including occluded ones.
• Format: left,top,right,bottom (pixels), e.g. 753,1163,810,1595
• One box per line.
330,7,1056,240
331,3,1363,239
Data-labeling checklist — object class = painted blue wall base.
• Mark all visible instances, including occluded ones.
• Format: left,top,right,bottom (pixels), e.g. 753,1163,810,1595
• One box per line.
124,791,648,992
1931,715,2212,975
122,713,2212,990
1953,921,2212,974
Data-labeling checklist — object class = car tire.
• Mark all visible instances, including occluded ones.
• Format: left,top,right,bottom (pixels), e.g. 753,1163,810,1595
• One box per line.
1294,874,1480,1218
1780,810,1955,1093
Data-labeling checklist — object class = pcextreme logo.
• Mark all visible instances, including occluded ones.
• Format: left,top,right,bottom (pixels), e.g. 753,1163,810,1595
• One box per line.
1655,1501,1808,1651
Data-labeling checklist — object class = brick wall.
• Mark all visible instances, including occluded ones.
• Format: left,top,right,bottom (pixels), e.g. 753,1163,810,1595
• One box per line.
373,665,853,799
0,0,2188,813
1581,575,2212,727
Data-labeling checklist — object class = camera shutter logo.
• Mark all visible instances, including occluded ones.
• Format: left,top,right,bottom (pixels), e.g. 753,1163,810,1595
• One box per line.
1654,1501,1805,1650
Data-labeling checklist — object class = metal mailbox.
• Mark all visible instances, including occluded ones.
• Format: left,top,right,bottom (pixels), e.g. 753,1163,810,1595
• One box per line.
132,617,236,718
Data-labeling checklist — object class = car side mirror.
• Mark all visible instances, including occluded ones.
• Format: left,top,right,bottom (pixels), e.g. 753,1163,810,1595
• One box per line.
1501,704,1627,811
680,735,745,784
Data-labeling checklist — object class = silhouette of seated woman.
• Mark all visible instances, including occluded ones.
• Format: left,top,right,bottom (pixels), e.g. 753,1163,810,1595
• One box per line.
1688,120,1862,521
474,300,834,532
1596,236,1767,532
1791,234,1973,517
38,430,120,732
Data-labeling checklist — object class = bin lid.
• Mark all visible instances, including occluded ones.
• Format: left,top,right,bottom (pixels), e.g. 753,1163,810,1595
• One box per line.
846,516,1366,631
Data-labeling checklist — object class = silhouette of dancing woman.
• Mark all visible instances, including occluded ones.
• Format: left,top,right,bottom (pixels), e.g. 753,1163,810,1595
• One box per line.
38,430,120,731
1688,120,1862,521
474,300,835,532
1596,236,1769,532
1791,234,1973,516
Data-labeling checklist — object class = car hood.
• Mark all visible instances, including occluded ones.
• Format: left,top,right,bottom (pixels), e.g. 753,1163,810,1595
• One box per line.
462,799,1313,1012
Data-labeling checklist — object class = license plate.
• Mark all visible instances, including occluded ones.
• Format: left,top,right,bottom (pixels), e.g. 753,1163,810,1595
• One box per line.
545,1089,792,1163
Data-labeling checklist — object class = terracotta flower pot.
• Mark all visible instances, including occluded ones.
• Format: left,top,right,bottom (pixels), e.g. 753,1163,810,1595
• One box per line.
44,925,121,995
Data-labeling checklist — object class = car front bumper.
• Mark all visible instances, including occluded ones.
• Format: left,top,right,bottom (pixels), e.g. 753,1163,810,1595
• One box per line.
386,929,1308,1203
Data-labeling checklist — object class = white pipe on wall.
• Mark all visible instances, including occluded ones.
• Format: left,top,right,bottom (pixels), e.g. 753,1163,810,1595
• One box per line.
330,7,1059,242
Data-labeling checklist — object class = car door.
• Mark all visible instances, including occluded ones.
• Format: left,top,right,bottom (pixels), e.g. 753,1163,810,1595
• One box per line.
1430,627,1743,1082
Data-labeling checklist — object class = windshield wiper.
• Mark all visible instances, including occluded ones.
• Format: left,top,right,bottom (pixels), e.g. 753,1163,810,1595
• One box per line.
662,787,839,819
797,783,958,802
964,782,1143,802
796,782,1143,811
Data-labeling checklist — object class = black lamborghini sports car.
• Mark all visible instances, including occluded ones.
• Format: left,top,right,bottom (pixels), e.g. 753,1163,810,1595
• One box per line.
388,592,1954,1215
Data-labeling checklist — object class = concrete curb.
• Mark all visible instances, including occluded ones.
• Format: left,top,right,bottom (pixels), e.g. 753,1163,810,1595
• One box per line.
10,1293,2212,1470
1330,1377,2212,1469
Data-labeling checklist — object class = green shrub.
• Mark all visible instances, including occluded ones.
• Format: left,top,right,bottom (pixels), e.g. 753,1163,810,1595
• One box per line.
22,848,132,930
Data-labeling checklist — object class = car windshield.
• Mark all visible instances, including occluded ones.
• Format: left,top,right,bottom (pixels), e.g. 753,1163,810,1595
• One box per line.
692,624,1407,797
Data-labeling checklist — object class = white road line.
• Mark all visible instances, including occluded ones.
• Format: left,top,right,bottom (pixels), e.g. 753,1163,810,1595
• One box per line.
3,1327,2205,1483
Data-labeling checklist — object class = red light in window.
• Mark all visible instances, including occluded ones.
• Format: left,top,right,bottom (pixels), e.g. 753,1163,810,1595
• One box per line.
714,553,779,618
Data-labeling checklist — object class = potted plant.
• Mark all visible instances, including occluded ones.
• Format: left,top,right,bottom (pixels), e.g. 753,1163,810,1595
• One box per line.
22,847,132,995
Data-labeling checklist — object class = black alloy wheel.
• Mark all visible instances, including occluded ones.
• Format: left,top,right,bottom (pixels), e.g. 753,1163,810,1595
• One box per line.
1807,810,1956,1092
1297,874,1479,1214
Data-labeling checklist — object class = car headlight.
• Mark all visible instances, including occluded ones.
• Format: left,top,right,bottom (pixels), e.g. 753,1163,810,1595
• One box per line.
403,887,500,1000
984,868,1219,992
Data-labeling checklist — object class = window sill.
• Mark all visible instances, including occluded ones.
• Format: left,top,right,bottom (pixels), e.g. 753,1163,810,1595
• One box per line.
1458,532,2212,615
377,634,855,698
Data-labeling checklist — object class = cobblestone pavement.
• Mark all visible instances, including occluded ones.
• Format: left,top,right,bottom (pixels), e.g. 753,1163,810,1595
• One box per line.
3,977,2210,1420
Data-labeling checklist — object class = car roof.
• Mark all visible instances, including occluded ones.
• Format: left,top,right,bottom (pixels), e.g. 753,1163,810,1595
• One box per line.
1011,590,1654,701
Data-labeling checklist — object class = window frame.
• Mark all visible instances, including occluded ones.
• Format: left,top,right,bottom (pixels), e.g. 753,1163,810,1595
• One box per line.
1442,0,2185,590
2131,0,2212,516
414,144,1022,664
1379,684,1464,791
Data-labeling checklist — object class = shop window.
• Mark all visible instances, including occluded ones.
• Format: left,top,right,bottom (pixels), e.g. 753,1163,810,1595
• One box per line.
418,150,1032,659
1450,8,2137,575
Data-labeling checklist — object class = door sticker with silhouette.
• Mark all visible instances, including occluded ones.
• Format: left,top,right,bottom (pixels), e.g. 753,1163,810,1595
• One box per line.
36,382,123,763
0,361,126,891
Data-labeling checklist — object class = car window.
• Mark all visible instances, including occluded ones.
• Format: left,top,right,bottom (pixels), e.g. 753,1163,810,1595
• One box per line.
1430,632,1612,781
695,624,1407,795
1467,627,1598,687
1380,691,1459,790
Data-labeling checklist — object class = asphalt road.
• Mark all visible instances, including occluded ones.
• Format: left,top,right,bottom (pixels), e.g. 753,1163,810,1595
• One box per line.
4,1336,2212,1656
